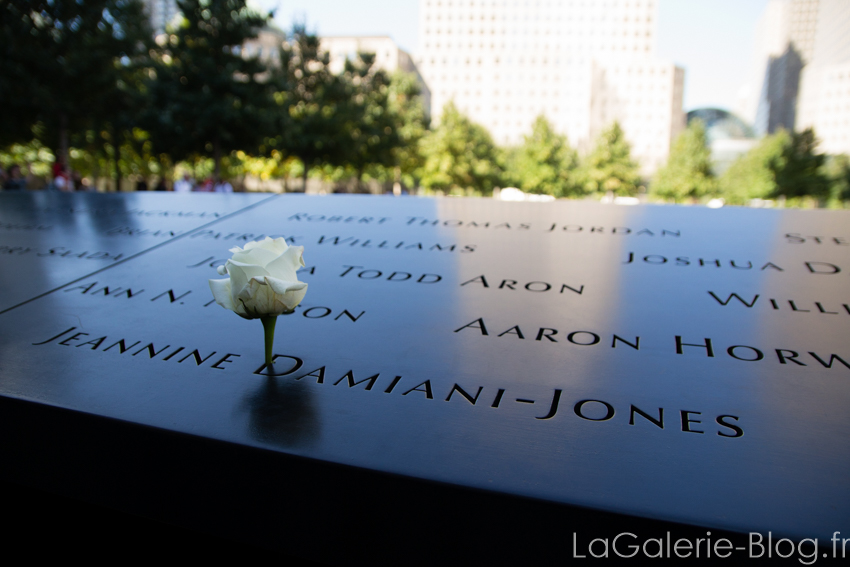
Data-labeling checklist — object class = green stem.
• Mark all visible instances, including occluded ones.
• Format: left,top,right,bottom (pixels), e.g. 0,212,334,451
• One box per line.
261,316,277,365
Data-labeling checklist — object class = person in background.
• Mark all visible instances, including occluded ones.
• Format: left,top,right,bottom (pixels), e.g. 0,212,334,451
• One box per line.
136,178,149,191
213,176,233,193
194,177,214,192
174,173,193,193
52,162,73,192
3,164,27,191
72,171,88,191
154,178,168,191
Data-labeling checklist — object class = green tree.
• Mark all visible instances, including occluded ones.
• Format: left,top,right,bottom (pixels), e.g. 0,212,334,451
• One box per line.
386,71,429,189
718,131,788,205
823,154,850,208
650,120,715,202
339,53,399,191
419,102,503,194
580,122,640,196
0,3,40,147
273,24,347,190
0,0,153,166
0,140,55,181
97,23,155,190
774,128,829,200
718,128,830,206
68,128,164,190
144,0,272,177
507,115,578,197
351,71,429,192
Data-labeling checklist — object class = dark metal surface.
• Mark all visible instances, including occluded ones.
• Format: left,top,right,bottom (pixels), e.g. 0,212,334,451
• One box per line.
0,192,847,559
0,192,271,311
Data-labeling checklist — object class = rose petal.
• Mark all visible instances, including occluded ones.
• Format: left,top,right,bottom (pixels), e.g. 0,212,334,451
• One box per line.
234,278,271,318
264,276,307,294
243,237,285,253
227,259,270,281
265,276,308,311
226,260,269,303
265,237,290,255
231,245,278,267
264,246,305,281
208,278,235,311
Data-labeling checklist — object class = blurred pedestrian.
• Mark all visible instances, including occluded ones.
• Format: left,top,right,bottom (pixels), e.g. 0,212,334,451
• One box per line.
154,178,168,191
194,177,214,192
51,162,73,192
213,176,233,193
72,171,88,191
136,178,149,191
3,164,27,191
174,173,193,193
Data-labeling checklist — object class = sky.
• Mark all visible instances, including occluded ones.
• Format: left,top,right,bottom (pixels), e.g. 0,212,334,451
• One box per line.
254,0,771,113
656,0,769,112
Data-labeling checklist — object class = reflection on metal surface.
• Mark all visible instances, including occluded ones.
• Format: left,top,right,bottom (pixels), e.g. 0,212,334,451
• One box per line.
239,376,319,449
0,193,849,543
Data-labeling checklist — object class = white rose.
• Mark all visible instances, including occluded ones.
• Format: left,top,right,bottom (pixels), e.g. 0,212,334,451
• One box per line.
209,237,308,319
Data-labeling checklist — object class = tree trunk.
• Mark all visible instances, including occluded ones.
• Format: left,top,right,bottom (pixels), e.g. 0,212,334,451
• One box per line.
357,168,364,194
213,136,222,179
112,125,121,192
158,157,167,190
393,166,402,196
58,113,69,168
302,163,309,193
92,147,101,192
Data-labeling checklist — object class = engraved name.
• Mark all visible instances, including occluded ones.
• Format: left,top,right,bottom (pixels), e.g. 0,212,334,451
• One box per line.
785,233,849,246
33,326,240,370
623,253,846,274
709,292,850,316
29,327,743,435
1,245,123,261
454,318,850,371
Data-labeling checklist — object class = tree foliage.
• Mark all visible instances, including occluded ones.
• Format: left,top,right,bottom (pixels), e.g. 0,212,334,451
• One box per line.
774,128,829,200
506,115,578,197
718,131,787,205
386,71,429,187
719,128,830,205
823,154,850,207
2,3,843,205
0,0,153,165
143,0,272,175
650,120,715,202
273,25,347,189
339,53,399,188
419,102,502,194
580,122,640,196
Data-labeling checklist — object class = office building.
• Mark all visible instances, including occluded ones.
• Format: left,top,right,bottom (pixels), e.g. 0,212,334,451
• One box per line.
320,36,431,115
745,0,850,154
417,0,685,175
242,26,286,67
795,0,850,154
745,0,812,135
